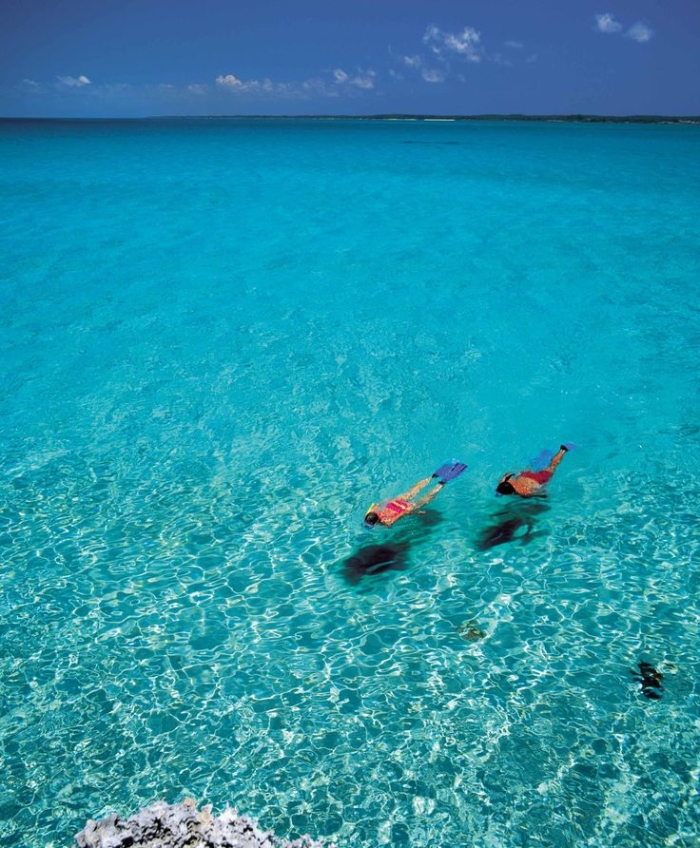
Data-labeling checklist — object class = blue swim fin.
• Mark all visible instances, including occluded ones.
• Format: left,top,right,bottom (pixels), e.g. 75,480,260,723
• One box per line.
529,449,553,471
530,443,577,470
432,461,468,483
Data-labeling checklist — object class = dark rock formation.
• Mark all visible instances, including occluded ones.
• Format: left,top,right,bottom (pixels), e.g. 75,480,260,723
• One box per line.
75,799,335,848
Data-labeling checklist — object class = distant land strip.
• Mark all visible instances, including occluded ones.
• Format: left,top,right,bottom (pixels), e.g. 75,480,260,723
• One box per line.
355,114,700,124
2,114,699,124
264,114,700,124
172,114,700,124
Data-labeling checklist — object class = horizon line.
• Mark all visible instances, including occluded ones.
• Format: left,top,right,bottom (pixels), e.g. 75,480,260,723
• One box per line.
1,112,700,123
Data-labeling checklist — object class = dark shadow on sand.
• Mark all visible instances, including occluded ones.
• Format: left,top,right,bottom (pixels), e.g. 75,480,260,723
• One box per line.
476,501,551,551
342,509,443,584
342,541,411,584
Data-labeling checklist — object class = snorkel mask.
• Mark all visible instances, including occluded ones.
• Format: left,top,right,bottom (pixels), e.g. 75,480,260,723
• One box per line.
363,504,380,528
496,474,515,497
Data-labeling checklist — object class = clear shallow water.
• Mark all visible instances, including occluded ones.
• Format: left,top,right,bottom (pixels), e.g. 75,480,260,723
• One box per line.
1,117,699,847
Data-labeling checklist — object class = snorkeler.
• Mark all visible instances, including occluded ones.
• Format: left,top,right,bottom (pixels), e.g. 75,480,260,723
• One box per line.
495,444,574,499
364,462,467,528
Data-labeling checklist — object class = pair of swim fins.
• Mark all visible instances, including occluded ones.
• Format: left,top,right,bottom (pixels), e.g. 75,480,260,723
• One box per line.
434,444,577,481
529,443,578,471
432,461,468,484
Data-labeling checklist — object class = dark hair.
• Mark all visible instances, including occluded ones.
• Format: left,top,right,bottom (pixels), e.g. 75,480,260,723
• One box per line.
496,481,515,496
364,511,380,526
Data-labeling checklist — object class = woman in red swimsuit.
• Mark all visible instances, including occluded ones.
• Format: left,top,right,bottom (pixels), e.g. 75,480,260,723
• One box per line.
496,444,570,498
364,477,445,527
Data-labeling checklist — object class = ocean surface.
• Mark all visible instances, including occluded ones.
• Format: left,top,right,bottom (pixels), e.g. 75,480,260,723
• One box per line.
1,117,699,847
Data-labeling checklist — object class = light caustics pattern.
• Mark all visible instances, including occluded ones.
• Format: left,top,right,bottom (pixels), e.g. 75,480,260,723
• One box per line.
0,118,699,847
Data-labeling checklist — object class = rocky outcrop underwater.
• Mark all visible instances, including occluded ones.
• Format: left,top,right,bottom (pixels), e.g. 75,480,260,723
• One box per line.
75,799,335,848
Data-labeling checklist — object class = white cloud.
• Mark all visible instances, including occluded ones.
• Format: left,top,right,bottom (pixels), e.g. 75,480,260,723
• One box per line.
216,74,281,93
594,13,622,34
422,24,441,53
402,54,422,69
57,74,91,87
421,68,445,83
24,76,138,102
626,21,654,43
594,13,654,43
333,68,376,89
446,28,481,60
187,84,208,95
351,71,376,90
19,78,47,95
423,24,482,62
216,74,246,89
214,72,354,100
399,26,535,77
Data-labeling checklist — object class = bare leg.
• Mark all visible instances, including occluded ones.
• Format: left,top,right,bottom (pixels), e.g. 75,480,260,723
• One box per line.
413,483,444,509
545,447,567,474
396,477,433,501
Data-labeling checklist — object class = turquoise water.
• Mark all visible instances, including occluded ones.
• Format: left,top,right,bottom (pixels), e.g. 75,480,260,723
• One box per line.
1,117,699,847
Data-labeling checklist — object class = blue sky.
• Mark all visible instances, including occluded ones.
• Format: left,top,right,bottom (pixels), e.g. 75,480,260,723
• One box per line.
1,0,698,117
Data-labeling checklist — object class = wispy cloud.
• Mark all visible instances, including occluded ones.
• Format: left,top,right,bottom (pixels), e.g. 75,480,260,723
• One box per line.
351,74,376,90
594,13,623,34
421,68,445,83
17,71,353,106
423,24,482,62
333,68,376,89
57,74,91,87
626,21,654,43
215,71,361,100
397,49,446,83
17,78,49,96
594,13,654,43
216,74,256,91
216,74,297,95
395,22,535,84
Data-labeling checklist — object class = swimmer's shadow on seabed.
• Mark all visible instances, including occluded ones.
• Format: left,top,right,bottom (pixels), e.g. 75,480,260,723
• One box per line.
342,502,552,583
341,509,442,585
476,501,551,551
